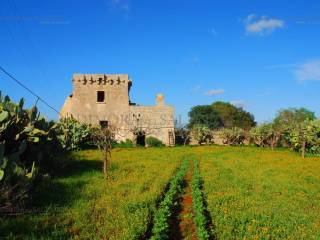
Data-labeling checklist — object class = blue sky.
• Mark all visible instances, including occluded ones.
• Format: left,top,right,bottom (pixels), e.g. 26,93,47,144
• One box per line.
1,0,320,123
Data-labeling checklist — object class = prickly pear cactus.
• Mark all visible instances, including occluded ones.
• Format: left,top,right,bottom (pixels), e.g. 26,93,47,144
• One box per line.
0,92,51,212
0,143,5,181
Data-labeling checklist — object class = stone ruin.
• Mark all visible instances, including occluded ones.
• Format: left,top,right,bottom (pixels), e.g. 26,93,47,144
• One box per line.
60,73,175,146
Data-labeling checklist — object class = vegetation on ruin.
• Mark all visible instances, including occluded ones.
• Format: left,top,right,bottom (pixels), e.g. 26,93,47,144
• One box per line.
146,136,165,147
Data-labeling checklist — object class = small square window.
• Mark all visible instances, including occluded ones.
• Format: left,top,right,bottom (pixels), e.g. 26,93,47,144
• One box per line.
99,120,108,128
97,91,105,102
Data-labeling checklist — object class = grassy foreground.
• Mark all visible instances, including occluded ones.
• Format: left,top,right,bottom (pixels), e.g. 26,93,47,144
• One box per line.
195,146,320,239
1,148,185,239
1,146,320,239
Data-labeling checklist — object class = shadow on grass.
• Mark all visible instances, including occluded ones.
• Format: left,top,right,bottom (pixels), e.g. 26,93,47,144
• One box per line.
34,153,105,207
62,158,103,178
0,154,104,239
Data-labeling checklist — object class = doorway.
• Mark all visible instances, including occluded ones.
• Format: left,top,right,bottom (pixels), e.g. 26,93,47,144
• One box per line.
136,132,146,146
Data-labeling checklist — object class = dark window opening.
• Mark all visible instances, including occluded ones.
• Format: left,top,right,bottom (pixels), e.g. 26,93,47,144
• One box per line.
99,120,108,128
97,91,105,102
136,132,146,146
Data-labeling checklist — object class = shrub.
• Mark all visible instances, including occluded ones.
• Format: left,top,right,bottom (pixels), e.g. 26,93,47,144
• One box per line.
112,139,135,148
218,127,246,146
190,124,212,145
55,117,93,151
146,136,164,147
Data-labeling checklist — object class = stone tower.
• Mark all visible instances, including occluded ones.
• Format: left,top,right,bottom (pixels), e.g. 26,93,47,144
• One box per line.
60,73,175,146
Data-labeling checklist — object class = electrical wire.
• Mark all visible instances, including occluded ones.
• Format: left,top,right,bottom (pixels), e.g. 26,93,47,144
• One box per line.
0,65,60,115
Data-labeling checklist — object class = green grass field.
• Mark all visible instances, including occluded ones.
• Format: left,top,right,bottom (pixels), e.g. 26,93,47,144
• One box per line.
195,146,320,239
1,146,320,239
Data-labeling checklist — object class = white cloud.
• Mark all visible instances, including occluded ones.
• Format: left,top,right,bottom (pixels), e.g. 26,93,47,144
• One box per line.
294,59,320,82
230,100,246,108
243,14,284,35
205,89,225,96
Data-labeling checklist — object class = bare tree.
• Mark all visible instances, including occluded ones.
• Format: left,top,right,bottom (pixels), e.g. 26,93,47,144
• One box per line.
92,125,116,177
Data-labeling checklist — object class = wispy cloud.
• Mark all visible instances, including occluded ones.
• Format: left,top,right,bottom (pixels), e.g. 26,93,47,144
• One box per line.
204,89,225,96
107,0,131,13
266,59,320,83
192,57,200,64
230,100,246,108
294,59,320,82
191,85,201,92
265,63,297,69
259,90,274,97
243,14,284,35
210,28,218,36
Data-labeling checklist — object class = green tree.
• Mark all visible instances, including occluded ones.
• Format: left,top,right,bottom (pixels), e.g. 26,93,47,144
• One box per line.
188,105,222,129
211,101,255,130
250,122,283,150
274,108,316,127
288,119,320,158
273,108,316,150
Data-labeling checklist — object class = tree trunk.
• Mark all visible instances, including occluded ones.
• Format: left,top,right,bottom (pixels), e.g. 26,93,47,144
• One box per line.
103,158,107,176
271,136,276,150
103,150,108,177
183,137,187,146
301,140,306,158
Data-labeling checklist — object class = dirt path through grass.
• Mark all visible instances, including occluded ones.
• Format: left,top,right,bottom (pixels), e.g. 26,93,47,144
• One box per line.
170,161,198,240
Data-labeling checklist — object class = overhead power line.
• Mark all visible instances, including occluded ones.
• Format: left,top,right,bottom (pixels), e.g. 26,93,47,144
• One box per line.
0,65,60,115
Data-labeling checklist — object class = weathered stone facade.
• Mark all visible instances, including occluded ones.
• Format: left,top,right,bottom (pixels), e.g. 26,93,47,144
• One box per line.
60,73,175,146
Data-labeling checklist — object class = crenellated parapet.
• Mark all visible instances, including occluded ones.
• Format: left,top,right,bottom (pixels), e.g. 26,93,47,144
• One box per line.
72,74,130,86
